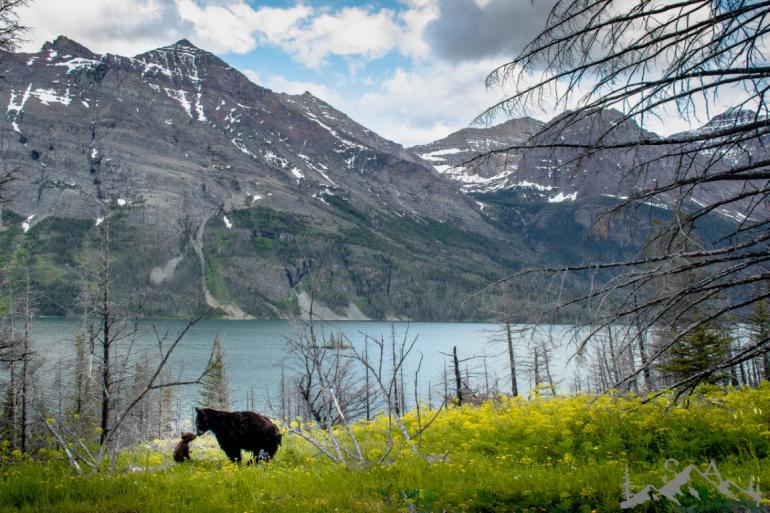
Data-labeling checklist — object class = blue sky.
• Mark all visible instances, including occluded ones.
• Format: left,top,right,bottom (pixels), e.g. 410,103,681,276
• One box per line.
16,0,715,146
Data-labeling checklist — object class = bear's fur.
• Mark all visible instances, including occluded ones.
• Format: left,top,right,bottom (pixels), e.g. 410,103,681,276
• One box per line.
195,407,282,463
173,432,197,463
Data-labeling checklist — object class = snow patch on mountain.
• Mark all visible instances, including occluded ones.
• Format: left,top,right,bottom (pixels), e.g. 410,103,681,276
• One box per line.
31,87,72,106
232,139,257,159
514,181,554,192
419,148,465,161
54,57,100,74
6,84,33,132
164,88,192,117
548,191,578,203
194,84,206,122
291,167,305,183
21,214,35,233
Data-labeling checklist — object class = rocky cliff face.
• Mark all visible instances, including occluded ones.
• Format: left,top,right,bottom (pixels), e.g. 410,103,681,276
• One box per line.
409,117,544,192
0,37,510,320
412,109,768,223
0,37,750,320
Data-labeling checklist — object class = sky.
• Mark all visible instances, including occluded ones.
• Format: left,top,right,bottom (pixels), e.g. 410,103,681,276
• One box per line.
12,0,567,147
13,0,724,147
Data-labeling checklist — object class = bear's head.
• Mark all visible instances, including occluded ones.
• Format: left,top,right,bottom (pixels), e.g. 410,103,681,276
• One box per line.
195,407,209,436
181,432,197,442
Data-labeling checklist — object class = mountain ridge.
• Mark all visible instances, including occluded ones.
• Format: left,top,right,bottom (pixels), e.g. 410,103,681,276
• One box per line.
0,36,514,320
0,37,749,320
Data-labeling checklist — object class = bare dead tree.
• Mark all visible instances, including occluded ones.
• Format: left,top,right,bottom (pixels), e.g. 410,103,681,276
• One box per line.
0,1,29,200
283,324,372,429
0,241,39,452
0,0,26,55
452,346,463,405
475,0,770,394
17,263,31,451
282,320,445,467
281,325,380,467
495,289,520,397
348,328,445,458
33,317,212,473
27,207,214,472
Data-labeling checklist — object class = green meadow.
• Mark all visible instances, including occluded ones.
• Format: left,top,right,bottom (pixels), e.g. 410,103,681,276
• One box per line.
2,385,770,512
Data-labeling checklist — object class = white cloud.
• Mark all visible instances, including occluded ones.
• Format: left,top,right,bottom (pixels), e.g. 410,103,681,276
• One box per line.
16,0,432,66
282,7,404,67
351,59,513,146
17,0,187,55
175,1,313,54
239,60,491,148
397,0,439,59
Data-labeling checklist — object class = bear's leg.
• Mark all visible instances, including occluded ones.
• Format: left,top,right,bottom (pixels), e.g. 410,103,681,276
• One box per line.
223,445,242,463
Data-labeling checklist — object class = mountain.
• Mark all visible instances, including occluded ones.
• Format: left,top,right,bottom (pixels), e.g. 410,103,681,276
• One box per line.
411,109,767,223
409,117,543,192
0,37,526,320
411,109,759,270
0,37,747,321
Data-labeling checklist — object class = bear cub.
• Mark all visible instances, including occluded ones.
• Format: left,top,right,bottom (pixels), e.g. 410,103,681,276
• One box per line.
173,432,197,463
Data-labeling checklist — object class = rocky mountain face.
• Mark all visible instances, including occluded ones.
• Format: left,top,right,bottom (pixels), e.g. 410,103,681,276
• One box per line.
410,109,764,275
0,37,749,321
0,37,516,320
409,117,543,192
411,109,767,223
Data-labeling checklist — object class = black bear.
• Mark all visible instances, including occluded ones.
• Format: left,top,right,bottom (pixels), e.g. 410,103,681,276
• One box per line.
195,407,282,463
173,432,197,463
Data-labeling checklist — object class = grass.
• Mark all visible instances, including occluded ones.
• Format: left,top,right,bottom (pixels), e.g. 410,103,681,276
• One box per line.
2,386,770,512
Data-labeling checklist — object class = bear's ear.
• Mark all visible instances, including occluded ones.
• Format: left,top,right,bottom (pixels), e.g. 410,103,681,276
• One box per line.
195,407,201,413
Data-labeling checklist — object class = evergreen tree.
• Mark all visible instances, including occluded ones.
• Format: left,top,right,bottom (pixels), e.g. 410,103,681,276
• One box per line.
749,299,770,381
199,336,229,409
658,325,732,385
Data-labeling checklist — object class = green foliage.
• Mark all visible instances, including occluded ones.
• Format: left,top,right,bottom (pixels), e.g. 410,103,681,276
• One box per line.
203,254,231,303
658,325,733,385
273,293,301,317
199,336,229,409
0,214,92,316
322,194,368,223
1,386,770,512
229,206,312,236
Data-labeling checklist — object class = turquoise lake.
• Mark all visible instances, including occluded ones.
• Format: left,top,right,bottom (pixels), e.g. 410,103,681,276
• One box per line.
28,318,577,421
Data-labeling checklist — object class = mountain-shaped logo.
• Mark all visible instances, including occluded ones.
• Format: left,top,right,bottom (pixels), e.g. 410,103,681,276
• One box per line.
620,459,761,509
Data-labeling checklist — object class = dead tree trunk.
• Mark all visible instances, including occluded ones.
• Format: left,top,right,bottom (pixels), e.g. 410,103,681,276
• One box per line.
505,320,518,397
452,346,462,405
99,272,111,446
541,342,556,396
20,266,31,452
634,297,653,391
